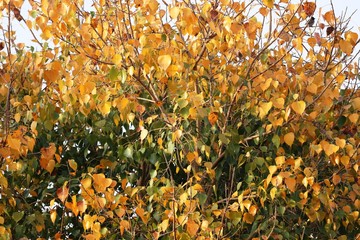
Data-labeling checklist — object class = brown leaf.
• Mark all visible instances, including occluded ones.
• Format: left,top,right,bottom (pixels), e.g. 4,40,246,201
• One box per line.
13,8,23,21
326,26,334,36
303,2,316,16
56,186,69,203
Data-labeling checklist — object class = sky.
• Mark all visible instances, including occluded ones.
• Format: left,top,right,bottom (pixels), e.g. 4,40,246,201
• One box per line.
10,0,360,49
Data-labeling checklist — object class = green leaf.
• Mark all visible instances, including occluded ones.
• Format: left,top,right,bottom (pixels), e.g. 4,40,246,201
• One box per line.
150,169,157,179
109,66,119,81
124,146,133,159
337,116,347,128
272,134,280,148
95,119,106,128
120,69,127,84
197,193,208,206
12,211,24,223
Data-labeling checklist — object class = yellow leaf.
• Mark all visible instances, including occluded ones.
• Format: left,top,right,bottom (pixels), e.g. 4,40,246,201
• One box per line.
112,54,122,65
170,6,180,19
348,113,359,123
50,210,57,224
14,113,21,123
81,178,92,189
275,156,285,166
158,55,172,70
284,132,294,146
158,219,169,232
335,138,346,148
270,187,277,200
352,97,360,110
323,11,335,25
320,140,339,156
272,97,284,109
291,101,306,115
341,156,350,167
258,101,273,119
268,165,277,175
100,102,111,116
68,159,78,172
263,0,274,8
140,129,148,141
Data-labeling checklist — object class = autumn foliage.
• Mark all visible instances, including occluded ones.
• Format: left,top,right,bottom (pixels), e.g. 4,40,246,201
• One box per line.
1,0,360,239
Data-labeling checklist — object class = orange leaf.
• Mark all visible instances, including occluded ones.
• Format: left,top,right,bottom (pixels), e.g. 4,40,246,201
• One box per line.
285,177,296,192
332,174,341,185
243,212,254,224
323,11,335,25
186,219,199,237
339,39,353,55
93,173,112,192
208,112,218,126
303,2,316,16
135,207,148,224
57,186,69,203
291,101,306,115
284,132,295,146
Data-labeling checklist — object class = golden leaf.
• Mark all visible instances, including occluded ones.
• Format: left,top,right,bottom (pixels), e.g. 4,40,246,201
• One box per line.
268,165,277,175
258,101,273,119
272,97,284,109
320,140,339,156
68,159,78,172
262,0,274,8
93,173,112,192
284,132,295,146
339,39,353,55
169,7,180,19
243,212,254,224
112,54,122,65
352,97,360,110
323,11,335,25
158,55,172,70
275,156,285,166
291,101,306,115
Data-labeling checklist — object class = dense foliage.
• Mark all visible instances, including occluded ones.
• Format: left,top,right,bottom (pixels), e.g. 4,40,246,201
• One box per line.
0,0,360,239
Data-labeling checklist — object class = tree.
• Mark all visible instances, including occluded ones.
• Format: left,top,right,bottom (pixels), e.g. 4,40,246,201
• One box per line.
0,0,359,239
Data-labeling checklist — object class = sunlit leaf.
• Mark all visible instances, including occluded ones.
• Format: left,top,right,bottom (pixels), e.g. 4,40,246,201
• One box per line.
291,101,306,115
262,0,274,8
158,55,172,70
284,132,294,146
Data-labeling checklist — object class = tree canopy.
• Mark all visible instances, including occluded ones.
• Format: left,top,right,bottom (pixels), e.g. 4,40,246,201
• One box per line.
0,0,360,239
